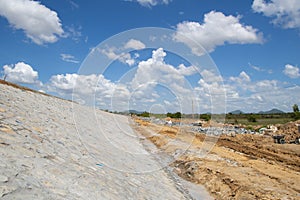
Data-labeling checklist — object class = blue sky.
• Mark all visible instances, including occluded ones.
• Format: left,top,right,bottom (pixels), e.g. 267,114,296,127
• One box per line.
0,0,299,113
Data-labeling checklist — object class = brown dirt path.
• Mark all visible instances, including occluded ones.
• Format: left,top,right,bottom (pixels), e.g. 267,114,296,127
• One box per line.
133,118,300,200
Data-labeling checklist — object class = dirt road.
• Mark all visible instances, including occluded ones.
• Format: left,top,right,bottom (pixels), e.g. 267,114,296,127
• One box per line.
133,118,300,199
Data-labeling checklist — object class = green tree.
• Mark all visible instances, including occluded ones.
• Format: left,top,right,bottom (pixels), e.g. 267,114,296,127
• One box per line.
247,115,257,122
139,112,150,117
167,112,182,118
167,112,172,118
293,104,299,113
173,112,181,118
293,104,300,120
200,114,211,121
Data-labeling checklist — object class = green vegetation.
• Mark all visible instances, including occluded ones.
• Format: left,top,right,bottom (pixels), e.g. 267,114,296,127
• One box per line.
125,104,300,126
293,104,299,112
167,112,182,118
200,113,211,121
138,112,150,117
247,115,257,122
293,113,300,120
225,113,294,126
131,111,295,126
293,104,300,120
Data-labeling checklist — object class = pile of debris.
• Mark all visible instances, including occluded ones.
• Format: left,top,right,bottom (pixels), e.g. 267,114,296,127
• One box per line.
276,120,300,143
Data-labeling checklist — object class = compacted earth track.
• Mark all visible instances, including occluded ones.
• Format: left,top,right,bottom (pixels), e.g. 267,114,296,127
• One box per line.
133,119,300,199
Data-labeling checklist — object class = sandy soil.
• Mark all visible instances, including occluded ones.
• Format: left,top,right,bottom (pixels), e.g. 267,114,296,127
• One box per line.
133,118,300,200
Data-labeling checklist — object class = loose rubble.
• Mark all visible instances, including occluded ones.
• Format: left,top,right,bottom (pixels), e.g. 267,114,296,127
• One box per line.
0,82,207,199
133,117,300,200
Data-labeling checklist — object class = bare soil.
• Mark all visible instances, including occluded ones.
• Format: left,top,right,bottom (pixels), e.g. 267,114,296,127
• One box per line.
133,118,300,200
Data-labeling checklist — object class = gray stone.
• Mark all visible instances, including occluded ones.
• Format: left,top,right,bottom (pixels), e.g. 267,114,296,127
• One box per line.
0,175,8,183
0,83,212,199
0,185,17,197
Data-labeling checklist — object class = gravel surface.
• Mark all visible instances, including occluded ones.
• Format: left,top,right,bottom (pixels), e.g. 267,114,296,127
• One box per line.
0,83,201,199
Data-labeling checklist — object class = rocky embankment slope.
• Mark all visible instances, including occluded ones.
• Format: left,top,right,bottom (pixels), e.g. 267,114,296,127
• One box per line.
0,81,196,199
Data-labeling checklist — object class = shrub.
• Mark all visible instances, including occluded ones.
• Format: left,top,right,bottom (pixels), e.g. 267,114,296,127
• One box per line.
247,115,257,122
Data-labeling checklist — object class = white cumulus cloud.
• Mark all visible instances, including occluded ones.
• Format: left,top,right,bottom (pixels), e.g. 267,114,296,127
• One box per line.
2,62,40,84
0,0,64,45
174,11,264,55
131,48,197,92
200,69,223,83
100,39,146,66
47,73,120,106
177,64,198,76
124,39,146,50
47,73,133,110
48,73,115,96
130,48,199,112
252,0,300,29
283,64,300,78
101,47,135,66
229,71,251,84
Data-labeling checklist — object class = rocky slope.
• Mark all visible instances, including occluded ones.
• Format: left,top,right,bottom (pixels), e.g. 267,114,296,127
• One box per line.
0,82,204,199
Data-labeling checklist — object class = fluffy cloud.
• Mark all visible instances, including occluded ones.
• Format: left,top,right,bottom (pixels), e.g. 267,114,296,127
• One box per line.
49,48,200,111
194,68,300,113
283,64,300,78
131,48,197,91
101,47,135,66
48,73,114,96
255,80,278,90
200,69,223,83
124,39,146,50
45,67,298,113
47,73,133,110
244,83,300,112
47,73,119,106
252,0,300,29
196,69,227,113
130,48,200,112
195,69,226,113
197,79,225,95
163,100,172,106
100,39,145,66
220,71,300,112
60,54,79,64
174,11,263,55
177,64,198,76
229,71,251,84
0,0,64,45
2,62,40,84
130,0,171,7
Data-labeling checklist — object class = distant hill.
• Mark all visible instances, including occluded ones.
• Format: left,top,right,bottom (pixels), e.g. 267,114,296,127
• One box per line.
229,110,244,114
258,108,285,114
125,110,144,114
